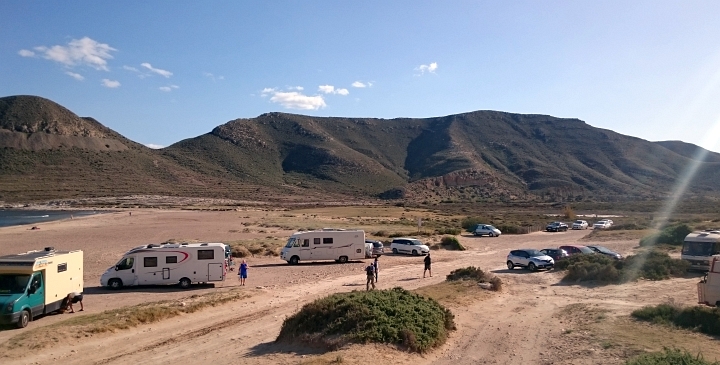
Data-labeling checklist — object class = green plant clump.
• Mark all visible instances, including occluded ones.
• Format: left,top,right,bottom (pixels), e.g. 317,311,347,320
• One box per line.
440,236,466,251
276,288,456,353
639,224,693,246
555,250,688,284
446,266,502,291
626,348,719,365
632,304,720,336
461,216,488,232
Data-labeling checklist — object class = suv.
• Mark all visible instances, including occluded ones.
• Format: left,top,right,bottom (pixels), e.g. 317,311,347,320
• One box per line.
587,245,622,260
473,224,501,237
390,238,429,256
572,220,588,230
593,220,611,229
540,248,569,261
546,222,569,232
507,249,555,271
366,240,384,257
558,245,595,256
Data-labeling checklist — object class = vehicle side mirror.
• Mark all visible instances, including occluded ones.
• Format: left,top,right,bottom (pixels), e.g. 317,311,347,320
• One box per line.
115,266,119,271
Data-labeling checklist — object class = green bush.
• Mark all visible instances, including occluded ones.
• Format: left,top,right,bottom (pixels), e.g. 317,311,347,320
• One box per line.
639,224,693,246
555,251,688,284
436,227,461,235
276,288,455,353
626,348,719,365
494,224,525,235
632,304,720,337
461,216,487,232
446,266,502,291
440,236,466,251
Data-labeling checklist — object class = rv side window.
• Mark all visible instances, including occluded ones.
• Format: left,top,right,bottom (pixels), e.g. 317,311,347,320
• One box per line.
323,238,333,244
314,238,321,245
57,263,67,273
198,250,214,260
166,256,178,264
144,257,158,267
302,239,310,247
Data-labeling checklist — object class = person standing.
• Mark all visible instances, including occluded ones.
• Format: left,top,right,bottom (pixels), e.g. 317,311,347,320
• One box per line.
365,262,376,291
373,257,379,283
238,259,248,286
423,253,432,278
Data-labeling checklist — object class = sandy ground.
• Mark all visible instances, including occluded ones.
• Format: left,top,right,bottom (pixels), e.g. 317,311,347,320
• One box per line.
0,211,715,364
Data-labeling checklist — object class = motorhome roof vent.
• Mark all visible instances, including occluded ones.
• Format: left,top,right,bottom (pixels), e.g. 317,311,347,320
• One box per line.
180,242,189,245
147,244,156,248
200,243,209,246
44,247,54,251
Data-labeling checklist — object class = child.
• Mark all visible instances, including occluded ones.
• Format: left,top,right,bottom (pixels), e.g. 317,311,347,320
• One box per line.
238,259,248,286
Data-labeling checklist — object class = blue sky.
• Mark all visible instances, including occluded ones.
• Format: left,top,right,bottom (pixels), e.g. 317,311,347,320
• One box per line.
2,1,720,152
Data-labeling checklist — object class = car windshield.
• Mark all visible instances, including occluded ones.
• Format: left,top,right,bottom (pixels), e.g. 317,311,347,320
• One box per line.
590,246,613,254
682,241,716,256
486,225,496,230
0,274,31,294
578,246,595,254
373,242,383,248
284,238,297,248
526,249,545,257
575,220,583,224
595,221,607,224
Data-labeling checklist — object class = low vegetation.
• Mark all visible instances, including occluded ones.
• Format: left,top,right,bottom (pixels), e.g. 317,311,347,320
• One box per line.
446,266,502,291
555,251,688,283
625,348,719,365
439,236,466,251
632,303,720,337
276,288,455,353
639,224,693,246
228,239,281,257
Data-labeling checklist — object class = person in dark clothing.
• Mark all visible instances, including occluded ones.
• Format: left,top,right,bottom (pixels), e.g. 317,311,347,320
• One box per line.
423,253,432,278
365,263,376,291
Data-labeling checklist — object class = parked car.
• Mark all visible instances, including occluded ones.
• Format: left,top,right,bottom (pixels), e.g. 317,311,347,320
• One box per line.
540,248,569,261
558,245,596,256
473,224,502,237
593,220,611,229
546,222,569,232
587,245,623,260
366,240,384,257
390,238,429,256
572,220,589,230
506,249,555,271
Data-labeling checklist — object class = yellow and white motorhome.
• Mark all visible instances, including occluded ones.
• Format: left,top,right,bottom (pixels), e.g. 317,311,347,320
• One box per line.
280,229,367,265
100,243,227,289
0,248,83,328
682,230,720,271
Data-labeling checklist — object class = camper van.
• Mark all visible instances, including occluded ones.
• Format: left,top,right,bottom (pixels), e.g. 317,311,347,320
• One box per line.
281,229,366,265
698,255,720,307
682,230,720,271
100,243,227,289
0,248,83,328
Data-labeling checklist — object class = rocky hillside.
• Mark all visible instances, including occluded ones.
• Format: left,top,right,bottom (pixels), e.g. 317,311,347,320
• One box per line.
2,95,720,203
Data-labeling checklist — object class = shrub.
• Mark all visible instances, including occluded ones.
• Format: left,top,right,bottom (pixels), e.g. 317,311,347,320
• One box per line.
372,230,388,237
436,227,461,235
388,232,406,238
461,216,487,232
446,266,502,291
632,304,720,337
563,206,575,220
639,224,693,246
555,251,688,284
608,223,648,231
626,348,719,365
276,288,455,353
494,224,525,235
440,236,466,251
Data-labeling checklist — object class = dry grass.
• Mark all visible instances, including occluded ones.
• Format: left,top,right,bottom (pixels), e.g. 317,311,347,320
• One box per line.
582,229,653,241
414,281,492,306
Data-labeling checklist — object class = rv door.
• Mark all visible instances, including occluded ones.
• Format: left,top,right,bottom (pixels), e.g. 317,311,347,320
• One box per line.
114,256,138,286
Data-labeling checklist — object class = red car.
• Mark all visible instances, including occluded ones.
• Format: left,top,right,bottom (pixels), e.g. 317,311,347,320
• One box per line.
558,245,595,256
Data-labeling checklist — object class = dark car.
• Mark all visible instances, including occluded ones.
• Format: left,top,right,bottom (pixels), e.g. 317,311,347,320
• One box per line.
366,240,384,257
540,248,569,261
558,245,595,256
546,222,569,232
587,245,623,260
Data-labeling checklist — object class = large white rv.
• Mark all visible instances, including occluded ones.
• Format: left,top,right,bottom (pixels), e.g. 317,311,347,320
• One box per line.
280,229,366,264
682,230,720,271
100,243,227,289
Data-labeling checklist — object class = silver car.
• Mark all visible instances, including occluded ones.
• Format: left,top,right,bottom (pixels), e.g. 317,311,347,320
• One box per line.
507,249,555,271
473,224,501,237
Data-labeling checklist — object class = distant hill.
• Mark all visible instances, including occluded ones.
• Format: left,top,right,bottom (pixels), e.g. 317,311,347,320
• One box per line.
1,95,719,203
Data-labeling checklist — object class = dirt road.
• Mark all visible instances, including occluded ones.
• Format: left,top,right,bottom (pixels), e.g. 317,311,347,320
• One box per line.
0,212,713,364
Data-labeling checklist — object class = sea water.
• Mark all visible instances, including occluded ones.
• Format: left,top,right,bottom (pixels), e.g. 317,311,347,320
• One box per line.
0,210,103,228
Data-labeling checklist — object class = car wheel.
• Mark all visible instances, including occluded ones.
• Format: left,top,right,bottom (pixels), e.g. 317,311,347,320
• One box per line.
108,278,123,290
16,309,30,328
528,262,537,271
179,277,192,289
488,232,494,237
507,261,514,270
289,256,300,265
338,256,348,264
412,250,418,256
392,248,398,254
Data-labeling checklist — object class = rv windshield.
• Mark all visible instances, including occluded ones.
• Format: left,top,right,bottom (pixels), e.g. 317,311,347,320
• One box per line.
0,274,31,294
682,241,717,256
285,238,297,248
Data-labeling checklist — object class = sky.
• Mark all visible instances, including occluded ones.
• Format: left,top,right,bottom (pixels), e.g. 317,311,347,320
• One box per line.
2,1,720,152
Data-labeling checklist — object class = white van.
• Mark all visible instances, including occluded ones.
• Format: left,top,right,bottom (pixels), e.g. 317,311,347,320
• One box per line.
281,229,366,264
100,243,227,289
682,230,720,271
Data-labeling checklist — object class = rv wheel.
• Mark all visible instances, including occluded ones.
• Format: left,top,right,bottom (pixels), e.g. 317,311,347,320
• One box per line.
289,256,300,265
16,310,30,329
338,256,348,264
108,279,123,290
179,278,192,289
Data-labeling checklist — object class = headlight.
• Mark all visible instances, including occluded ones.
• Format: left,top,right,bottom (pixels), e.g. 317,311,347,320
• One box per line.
5,303,14,313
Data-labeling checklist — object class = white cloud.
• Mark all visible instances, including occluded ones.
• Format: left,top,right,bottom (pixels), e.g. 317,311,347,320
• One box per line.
123,65,139,72
288,86,304,91
18,49,35,57
159,85,179,92
336,88,349,96
261,88,326,110
415,62,438,75
203,72,224,81
141,62,172,78
65,72,84,81
145,143,164,149
32,37,116,71
318,85,349,95
101,79,121,88
351,81,366,88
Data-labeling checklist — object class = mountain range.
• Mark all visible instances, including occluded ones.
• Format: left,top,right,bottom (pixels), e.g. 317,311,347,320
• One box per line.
1,94,719,204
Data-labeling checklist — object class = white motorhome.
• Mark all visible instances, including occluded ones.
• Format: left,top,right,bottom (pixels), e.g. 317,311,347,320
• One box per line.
698,255,720,307
682,230,720,271
281,229,366,264
100,243,227,289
